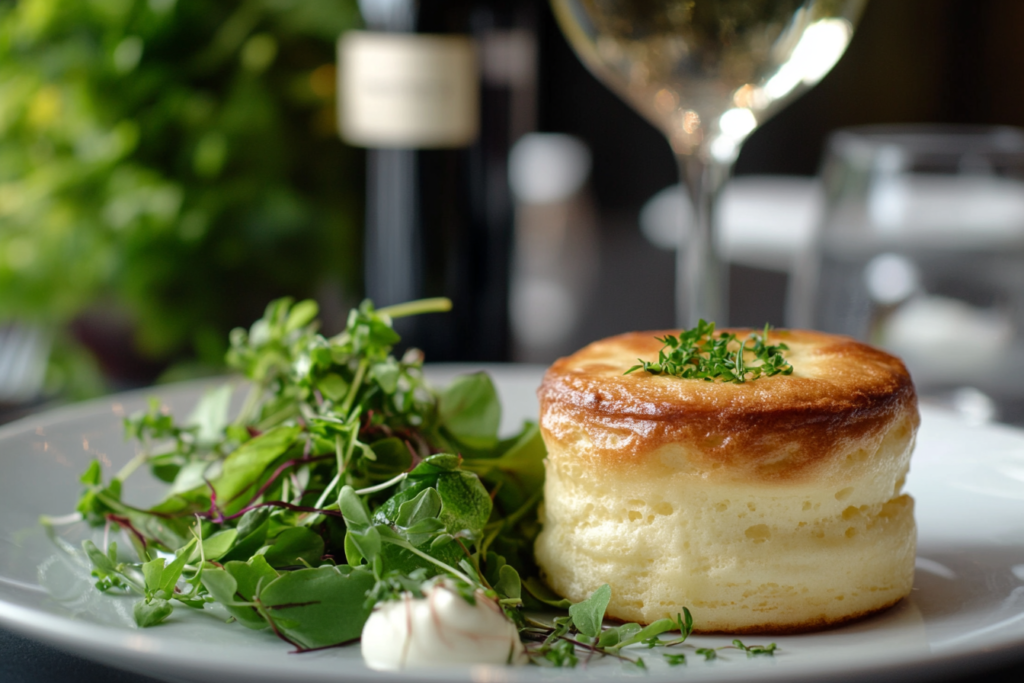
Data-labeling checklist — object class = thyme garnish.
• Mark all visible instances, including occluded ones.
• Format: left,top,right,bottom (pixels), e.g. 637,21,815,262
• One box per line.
625,321,793,383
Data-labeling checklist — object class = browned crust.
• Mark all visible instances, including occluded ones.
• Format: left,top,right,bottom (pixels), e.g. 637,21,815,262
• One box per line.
538,329,918,483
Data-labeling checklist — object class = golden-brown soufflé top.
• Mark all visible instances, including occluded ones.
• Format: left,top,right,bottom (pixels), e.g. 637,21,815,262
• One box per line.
538,329,919,484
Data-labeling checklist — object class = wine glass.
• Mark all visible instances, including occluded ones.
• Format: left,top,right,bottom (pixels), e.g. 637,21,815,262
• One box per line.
550,0,867,326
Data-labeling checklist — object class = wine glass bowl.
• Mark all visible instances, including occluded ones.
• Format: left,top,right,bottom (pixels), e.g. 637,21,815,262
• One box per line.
551,0,866,324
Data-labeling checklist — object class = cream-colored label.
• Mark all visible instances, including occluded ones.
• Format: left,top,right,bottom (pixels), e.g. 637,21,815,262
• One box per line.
338,31,479,149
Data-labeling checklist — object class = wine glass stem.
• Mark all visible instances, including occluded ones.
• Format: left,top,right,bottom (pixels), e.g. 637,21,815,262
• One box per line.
676,154,731,327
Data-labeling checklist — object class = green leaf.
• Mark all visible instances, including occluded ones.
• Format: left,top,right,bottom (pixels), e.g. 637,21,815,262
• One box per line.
487,422,546,489
200,568,239,604
221,514,271,564
597,622,642,648
376,531,464,579
522,577,571,609
412,453,461,474
338,485,371,530
82,540,115,575
395,487,442,527
439,372,500,450
317,373,349,402
186,384,233,445
344,530,365,566
236,507,273,539
225,558,278,601
569,584,611,638
437,471,492,535
262,527,325,568
367,438,413,479
167,460,213,496
141,558,165,593
210,425,302,513
201,568,265,629
607,618,677,650
344,526,380,564
285,299,319,333
79,460,102,486
401,518,446,547
495,564,521,601
201,529,238,561
160,538,196,594
258,566,376,649
369,357,400,393
134,599,173,627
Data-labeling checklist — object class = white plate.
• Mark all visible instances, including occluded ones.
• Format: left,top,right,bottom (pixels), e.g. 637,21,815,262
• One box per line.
2,365,1024,683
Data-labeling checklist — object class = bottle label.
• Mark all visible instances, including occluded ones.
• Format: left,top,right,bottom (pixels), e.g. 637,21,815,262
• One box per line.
338,31,479,149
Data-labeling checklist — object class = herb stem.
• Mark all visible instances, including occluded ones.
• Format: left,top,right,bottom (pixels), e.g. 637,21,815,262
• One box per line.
377,297,452,320
312,472,341,512
39,512,83,526
116,451,148,482
381,537,475,585
354,472,407,496
339,360,368,418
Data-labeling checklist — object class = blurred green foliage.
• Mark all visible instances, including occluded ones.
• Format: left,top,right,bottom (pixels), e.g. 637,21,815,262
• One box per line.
0,0,363,397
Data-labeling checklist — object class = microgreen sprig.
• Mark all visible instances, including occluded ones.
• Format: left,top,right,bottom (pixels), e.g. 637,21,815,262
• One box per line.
625,321,793,383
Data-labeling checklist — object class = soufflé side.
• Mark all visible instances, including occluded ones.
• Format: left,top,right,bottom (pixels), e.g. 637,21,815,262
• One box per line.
534,329,918,633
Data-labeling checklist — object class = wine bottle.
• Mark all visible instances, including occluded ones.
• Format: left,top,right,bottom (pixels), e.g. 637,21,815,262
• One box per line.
338,0,537,361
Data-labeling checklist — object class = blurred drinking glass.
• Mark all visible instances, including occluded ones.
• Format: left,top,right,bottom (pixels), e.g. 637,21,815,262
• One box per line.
791,125,1024,422
550,0,866,326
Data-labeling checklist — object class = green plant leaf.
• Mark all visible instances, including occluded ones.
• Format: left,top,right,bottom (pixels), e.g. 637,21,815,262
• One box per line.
607,618,677,650
317,373,350,402
401,518,446,547
187,384,233,446
522,577,572,609
225,556,279,601
80,460,102,486
201,568,265,629
597,622,642,648
142,558,165,593
439,372,501,450
285,300,319,333
262,527,325,568
221,515,271,564
210,425,302,513
258,566,376,650
495,564,521,601
344,525,380,564
569,584,611,638
395,487,442,527
367,437,413,479
82,540,115,575
436,471,492,535
134,599,173,627
201,529,238,561
338,485,372,530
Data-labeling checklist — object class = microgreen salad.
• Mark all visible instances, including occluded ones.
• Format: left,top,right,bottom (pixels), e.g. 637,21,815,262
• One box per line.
48,298,777,668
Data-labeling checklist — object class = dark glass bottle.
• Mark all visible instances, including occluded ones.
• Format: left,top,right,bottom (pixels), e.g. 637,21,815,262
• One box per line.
339,0,537,361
